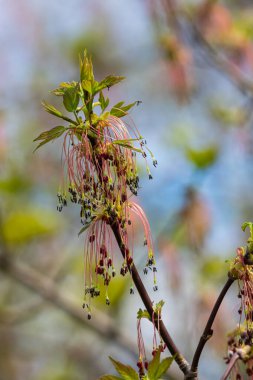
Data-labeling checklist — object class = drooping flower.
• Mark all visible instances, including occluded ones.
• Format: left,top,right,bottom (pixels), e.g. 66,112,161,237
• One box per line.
35,51,157,316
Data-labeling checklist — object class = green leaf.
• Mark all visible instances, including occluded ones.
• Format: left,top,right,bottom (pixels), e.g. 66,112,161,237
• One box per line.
63,86,80,112
42,101,78,126
109,357,139,380
99,376,123,380
113,138,142,144
186,146,218,169
112,141,142,153
242,222,253,240
3,208,60,244
110,101,137,118
94,75,125,94
78,219,94,237
210,104,246,126
137,308,150,320
148,350,161,379
99,91,110,112
82,80,93,94
33,126,66,152
51,81,79,96
80,50,94,82
34,126,66,141
156,357,173,379
42,101,64,118
242,222,253,233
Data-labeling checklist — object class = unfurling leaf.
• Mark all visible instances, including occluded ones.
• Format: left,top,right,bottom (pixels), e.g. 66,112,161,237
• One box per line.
137,308,151,320
241,222,253,233
63,86,80,112
51,81,79,96
109,357,139,380
42,101,64,118
94,75,125,95
34,126,66,141
99,91,110,111
80,50,94,83
110,101,138,118
112,140,142,153
33,126,66,152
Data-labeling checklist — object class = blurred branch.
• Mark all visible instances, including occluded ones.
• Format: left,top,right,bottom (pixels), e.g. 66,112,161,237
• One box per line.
160,0,253,97
0,252,137,358
184,14,253,96
0,299,44,325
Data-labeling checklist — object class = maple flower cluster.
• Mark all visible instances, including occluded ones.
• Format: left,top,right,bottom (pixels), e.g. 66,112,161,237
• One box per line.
225,223,253,378
34,51,157,317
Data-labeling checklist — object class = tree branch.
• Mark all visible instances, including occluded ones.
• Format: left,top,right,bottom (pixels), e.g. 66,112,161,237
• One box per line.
111,222,190,375
0,252,137,358
190,277,235,376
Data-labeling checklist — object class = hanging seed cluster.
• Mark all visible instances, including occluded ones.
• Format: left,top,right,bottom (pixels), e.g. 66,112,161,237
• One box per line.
57,116,157,315
37,52,158,318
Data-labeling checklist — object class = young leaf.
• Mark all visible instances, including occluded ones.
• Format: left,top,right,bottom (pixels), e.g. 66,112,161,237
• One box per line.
80,50,94,82
148,350,161,379
78,218,94,236
109,357,139,380
110,101,138,118
42,101,79,125
33,136,60,152
82,80,93,94
112,141,142,153
42,101,64,118
155,357,174,379
99,91,110,112
94,75,125,94
33,126,66,152
51,81,78,96
63,87,80,112
137,308,150,320
99,376,123,380
34,126,66,141
242,222,253,234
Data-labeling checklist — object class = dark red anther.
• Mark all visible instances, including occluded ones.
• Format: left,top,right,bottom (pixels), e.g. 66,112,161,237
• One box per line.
127,256,133,266
121,193,127,202
96,266,104,275
137,360,143,369
144,361,149,370
107,258,112,267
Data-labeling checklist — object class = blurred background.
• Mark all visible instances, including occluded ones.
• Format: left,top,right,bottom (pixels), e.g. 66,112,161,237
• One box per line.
1,1,253,379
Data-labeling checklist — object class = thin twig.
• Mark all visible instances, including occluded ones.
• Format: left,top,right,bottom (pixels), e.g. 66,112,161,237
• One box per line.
190,277,235,375
111,222,190,375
